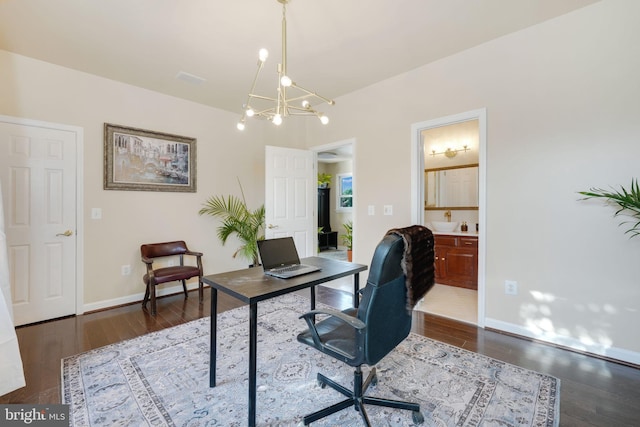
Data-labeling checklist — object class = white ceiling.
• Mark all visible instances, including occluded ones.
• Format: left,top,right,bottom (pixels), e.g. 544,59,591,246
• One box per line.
0,0,599,116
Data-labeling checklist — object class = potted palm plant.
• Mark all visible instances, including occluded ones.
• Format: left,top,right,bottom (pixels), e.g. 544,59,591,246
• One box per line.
341,220,353,261
199,181,265,265
579,178,640,237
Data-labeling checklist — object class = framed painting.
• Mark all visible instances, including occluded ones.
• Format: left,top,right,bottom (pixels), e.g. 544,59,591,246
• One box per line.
104,123,197,192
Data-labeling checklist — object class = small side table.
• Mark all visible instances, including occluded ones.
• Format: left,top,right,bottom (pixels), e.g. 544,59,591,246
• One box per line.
318,231,338,250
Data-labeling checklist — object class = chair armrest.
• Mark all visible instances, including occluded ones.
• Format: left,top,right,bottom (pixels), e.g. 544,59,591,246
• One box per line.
300,308,365,330
141,256,154,265
299,308,365,349
185,251,204,275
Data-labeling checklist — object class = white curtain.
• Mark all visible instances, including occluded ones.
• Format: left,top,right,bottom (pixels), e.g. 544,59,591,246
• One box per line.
0,179,25,396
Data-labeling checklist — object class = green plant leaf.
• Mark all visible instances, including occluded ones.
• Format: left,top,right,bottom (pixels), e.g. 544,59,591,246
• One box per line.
199,180,265,265
578,178,640,238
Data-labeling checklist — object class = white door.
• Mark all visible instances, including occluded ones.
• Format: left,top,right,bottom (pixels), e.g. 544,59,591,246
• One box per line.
265,146,316,257
0,120,77,326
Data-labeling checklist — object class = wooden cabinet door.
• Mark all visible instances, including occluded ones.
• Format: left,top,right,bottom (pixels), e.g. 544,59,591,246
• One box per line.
443,247,477,289
433,235,478,289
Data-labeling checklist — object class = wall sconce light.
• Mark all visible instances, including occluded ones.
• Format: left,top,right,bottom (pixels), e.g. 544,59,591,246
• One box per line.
431,145,470,158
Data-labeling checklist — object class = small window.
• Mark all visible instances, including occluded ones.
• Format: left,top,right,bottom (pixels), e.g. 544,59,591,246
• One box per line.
337,173,353,212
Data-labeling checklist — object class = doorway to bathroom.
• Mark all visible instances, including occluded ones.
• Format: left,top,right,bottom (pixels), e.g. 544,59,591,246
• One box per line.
411,109,486,326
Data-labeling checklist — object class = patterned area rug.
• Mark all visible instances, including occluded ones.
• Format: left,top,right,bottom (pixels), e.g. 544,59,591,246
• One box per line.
62,294,560,426
318,249,347,261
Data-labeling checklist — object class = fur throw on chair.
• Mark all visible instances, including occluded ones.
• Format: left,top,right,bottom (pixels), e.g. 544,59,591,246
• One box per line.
386,225,435,310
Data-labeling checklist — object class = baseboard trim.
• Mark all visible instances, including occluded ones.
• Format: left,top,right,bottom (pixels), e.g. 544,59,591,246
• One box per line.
82,283,207,313
485,317,640,368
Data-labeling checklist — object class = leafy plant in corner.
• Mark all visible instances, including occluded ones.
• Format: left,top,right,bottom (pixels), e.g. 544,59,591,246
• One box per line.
199,180,265,265
579,178,640,238
341,221,353,250
341,221,353,261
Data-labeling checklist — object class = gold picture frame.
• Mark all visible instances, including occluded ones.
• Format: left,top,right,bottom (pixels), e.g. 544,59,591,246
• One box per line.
104,123,196,192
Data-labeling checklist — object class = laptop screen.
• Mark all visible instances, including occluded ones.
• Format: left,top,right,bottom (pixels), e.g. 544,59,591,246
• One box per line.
257,237,301,270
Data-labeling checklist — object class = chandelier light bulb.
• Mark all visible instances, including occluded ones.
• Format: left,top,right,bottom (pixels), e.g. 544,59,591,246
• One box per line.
237,1,335,129
280,75,292,87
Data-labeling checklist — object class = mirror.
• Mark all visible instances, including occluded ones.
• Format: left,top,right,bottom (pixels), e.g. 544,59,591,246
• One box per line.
425,164,479,210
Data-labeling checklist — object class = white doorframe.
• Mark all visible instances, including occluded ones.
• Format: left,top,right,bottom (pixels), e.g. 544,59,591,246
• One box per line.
411,109,487,327
0,114,84,316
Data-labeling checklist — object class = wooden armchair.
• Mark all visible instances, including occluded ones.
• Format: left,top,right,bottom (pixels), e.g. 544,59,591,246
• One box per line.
140,241,204,315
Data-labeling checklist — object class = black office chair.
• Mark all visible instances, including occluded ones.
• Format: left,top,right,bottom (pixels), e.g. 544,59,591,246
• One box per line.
297,229,433,426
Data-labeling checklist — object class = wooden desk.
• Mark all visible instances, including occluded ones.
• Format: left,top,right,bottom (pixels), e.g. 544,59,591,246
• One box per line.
204,256,368,427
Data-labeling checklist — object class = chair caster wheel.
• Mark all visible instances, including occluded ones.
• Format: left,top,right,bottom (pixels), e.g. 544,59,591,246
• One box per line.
412,410,424,424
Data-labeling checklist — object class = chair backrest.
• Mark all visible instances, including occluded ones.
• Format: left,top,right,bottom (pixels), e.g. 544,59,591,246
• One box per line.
140,241,189,259
356,233,412,365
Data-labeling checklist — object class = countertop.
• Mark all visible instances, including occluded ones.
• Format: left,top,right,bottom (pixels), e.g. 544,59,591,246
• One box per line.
431,231,479,237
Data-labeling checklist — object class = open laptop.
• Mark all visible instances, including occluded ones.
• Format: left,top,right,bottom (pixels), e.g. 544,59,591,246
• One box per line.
257,237,321,279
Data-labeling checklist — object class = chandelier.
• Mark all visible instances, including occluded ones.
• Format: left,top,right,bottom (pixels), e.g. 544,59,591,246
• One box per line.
236,0,334,130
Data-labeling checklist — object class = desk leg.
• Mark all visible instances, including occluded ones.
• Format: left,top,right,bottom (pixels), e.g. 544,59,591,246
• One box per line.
353,273,360,308
310,286,317,323
209,288,218,387
249,303,258,427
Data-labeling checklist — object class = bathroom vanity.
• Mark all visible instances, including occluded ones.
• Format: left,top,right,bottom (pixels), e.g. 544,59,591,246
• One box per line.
433,233,478,289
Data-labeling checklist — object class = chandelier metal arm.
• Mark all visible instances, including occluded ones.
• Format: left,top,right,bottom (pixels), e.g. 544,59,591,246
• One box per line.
289,82,335,105
237,0,335,130
248,94,277,102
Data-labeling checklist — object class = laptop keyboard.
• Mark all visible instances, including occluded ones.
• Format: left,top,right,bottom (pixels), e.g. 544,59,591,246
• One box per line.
272,265,305,273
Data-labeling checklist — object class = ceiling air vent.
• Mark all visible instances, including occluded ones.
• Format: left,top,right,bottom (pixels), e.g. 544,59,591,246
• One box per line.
176,71,206,85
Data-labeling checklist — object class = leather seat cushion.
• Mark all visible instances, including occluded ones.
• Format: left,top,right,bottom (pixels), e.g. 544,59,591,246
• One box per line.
298,308,359,361
144,266,200,285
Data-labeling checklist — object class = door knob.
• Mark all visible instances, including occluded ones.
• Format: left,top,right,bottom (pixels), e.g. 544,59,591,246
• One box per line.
267,224,279,229
56,230,73,237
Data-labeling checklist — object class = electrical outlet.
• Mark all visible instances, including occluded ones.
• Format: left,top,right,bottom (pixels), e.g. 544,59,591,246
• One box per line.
505,280,518,295
121,265,131,276
383,205,393,215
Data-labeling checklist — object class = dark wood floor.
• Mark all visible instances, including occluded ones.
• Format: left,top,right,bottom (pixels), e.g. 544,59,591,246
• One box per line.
2,286,640,426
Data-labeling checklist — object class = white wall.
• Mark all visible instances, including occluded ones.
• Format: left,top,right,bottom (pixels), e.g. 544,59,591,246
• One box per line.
304,0,640,362
0,50,277,307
